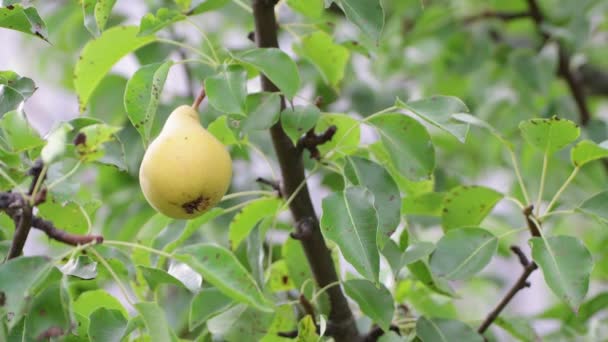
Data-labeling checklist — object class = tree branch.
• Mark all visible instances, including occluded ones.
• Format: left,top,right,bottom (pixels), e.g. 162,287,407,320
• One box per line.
32,216,103,246
297,125,337,160
251,1,360,341
478,246,538,334
525,0,591,125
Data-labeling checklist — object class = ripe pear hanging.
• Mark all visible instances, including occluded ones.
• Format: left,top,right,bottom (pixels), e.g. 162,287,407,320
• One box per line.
139,105,232,219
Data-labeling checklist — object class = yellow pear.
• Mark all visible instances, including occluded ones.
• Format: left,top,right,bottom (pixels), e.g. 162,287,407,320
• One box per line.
139,105,232,219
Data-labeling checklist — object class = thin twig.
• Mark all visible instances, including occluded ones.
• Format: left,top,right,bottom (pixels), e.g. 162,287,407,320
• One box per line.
32,216,103,246
256,177,282,197
463,10,531,24
478,246,538,334
297,125,337,160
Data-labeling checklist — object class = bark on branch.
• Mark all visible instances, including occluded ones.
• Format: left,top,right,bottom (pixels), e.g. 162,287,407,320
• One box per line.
251,1,360,341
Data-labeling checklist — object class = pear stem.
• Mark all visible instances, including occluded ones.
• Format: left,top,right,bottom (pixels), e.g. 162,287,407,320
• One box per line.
192,86,206,110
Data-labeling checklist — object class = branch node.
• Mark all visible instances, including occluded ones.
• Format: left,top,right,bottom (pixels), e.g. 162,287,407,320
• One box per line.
290,217,314,240
297,125,337,160
510,245,531,267
256,177,282,197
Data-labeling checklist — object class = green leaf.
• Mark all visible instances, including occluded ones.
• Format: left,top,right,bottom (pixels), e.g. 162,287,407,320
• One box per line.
59,255,98,280
286,0,323,18
73,289,128,320
0,71,36,117
416,317,484,342
321,186,379,283
229,197,282,250
519,117,580,155
344,156,400,246
402,192,445,216
241,92,281,132
74,123,122,162
74,26,156,111
124,61,173,145
268,260,296,292
316,113,360,158
205,66,247,115
207,304,275,341
188,0,230,14
161,208,222,255
135,302,177,342
577,190,608,222
570,140,608,167
208,115,238,145
24,283,71,341
236,48,300,99
297,315,319,341
138,8,186,36
189,288,233,330
295,31,350,88
138,265,189,291
494,317,538,342
429,228,498,280
0,110,44,152
82,0,117,36
509,49,554,94
441,185,503,231
177,243,272,312
451,113,513,149
396,96,470,143
530,236,593,311
0,256,53,328
407,261,455,297
368,113,435,181
281,105,321,145
41,122,73,164
0,4,48,41
282,238,314,296
401,241,435,265
37,200,99,235
88,308,128,342
344,279,394,331
336,0,384,42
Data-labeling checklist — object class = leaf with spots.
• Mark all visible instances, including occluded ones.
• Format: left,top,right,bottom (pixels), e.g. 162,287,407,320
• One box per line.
429,227,497,280
368,113,435,181
345,156,400,247
281,105,321,145
0,256,54,329
576,190,608,223
24,283,71,341
396,96,470,143
416,317,484,342
402,192,445,216
321,186,380,283
75,26,156,111
235,48,300,99
124,61,172,146
570,140,608,167
0,71,36,117
519,117,580,155
344,279,394,332
294,31,350,89
441,185,502,231
282,238,314,297
138,7,186,36
0,4,48,41
268,260,295,292
74,123,122,162
530,236,593,311
81,0,117,37
176,243,273,312
336,0,384,42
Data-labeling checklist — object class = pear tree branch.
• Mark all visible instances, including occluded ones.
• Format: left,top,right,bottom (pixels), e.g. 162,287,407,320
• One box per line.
251,1,360,341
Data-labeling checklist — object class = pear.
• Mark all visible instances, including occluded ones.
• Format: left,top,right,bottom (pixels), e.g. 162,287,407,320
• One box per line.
139,105,232,219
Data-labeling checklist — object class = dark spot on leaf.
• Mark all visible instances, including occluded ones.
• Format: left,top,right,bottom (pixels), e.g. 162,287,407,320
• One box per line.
281,275,289,284
39,309,46,316
215,253,220,259
443,208,448,213
73,132,87,146
0,292,5,306
7,5,14,9
36,326,64,340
